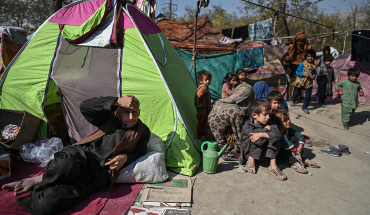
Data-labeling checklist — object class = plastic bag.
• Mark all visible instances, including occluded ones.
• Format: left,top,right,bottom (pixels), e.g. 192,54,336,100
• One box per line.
20,137,63,167
116,133,168,183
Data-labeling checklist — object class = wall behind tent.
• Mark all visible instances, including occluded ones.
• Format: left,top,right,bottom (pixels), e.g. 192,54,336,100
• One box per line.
175,47,241,100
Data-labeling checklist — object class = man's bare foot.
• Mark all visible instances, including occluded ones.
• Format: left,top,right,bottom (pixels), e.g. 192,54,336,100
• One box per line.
14,175,43,196
2,181,19,191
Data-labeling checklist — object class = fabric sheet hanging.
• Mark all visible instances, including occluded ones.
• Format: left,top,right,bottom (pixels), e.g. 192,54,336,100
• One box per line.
263,44,288,62
249,18,274,41
238,47,264,68
222,28,232,38
232,25,249,40
351,30,370,64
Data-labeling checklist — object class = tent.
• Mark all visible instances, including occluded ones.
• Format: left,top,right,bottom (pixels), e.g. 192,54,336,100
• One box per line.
0,0,201,176
157,16,236,54
0,27,27,76
312,50,370,104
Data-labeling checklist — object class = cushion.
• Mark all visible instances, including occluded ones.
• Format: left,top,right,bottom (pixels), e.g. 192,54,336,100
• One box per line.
116,133,168,183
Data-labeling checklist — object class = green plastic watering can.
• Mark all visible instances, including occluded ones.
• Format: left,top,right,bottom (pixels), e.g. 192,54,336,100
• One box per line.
201,141,228,174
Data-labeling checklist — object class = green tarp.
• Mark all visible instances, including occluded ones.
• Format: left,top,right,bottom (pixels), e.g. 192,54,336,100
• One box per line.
175,47,241,100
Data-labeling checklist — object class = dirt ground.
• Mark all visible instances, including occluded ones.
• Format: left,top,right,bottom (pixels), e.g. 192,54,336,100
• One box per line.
189,102,370,215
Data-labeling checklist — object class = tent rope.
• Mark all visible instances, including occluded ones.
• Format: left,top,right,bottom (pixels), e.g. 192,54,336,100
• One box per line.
81,47,89,68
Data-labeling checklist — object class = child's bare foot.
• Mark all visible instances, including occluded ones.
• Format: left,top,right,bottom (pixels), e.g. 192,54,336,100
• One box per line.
246,157,256,174
2,181,19,191
14,175,42,196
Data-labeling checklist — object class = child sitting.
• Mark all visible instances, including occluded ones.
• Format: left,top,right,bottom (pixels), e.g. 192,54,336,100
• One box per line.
267,91,288,110
271,110,320,174
194,70,212,139
236,68,247,84
222,72,238,99
317,54,335,105
334,68,364,130
239,99,286,181
291,49,317,114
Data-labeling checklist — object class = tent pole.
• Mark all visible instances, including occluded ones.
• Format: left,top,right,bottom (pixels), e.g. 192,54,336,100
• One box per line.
193,0,200,87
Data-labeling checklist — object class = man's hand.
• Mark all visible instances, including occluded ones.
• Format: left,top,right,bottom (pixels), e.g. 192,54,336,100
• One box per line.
115,95,139,111
303,74,310,78
339,91,344,95
264,125,271,131
310,76,315,79
104,154,127,170
359,92,364,97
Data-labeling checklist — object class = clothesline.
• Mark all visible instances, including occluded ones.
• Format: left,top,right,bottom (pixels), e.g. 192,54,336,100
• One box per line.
236,29,370,50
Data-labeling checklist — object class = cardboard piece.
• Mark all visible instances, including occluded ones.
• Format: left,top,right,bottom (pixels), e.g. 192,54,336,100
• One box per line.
140,177,192,204
0,154,11,181
0,108,41,150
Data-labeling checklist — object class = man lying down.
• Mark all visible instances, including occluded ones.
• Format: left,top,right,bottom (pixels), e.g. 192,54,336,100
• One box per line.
2,95,151,215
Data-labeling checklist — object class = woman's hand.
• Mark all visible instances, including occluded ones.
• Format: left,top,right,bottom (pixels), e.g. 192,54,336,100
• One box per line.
105,154,127,170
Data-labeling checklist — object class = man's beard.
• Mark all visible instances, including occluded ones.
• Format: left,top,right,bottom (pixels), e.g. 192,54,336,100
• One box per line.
121,122,136,128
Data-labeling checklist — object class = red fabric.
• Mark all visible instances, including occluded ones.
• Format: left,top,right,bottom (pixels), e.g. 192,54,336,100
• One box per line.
197,115,207,138
289,147,297,152
336,89,343,93
0,159,142,215
360,91,364,94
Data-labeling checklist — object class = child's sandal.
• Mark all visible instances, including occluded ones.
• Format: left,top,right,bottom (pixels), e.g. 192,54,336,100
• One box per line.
267,167,287,181
305,161,320,168
291,165,308,174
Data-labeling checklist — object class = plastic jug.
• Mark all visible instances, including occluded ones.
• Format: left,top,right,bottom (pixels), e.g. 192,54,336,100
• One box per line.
201,142,228,174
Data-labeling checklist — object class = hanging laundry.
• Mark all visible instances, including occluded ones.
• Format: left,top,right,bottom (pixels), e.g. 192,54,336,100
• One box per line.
238,47,264,68
264,44,289,62
232,25,249,40
222,28,232,38
220,37,243,44
352,30,370,64
249,18,274,41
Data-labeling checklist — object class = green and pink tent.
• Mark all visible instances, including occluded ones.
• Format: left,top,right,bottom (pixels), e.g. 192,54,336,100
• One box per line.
0,0,201,176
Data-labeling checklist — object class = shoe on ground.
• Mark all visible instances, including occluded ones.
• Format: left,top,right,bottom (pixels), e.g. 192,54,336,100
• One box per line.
304,141,313,147
222,154,238,161
302,109,310,114
336,144,350,155
343,124,349,130
319,146,342,157
237,166,247,174
290,102,295,106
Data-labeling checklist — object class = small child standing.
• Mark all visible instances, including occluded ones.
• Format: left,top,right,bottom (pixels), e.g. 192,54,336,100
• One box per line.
222,72,238,99
291,49,317,114
317,46,331,67
238,99,286,181
236,68,247,84
271,110,320,174
194,70,212,139
335,68,364,130
317,54,335,105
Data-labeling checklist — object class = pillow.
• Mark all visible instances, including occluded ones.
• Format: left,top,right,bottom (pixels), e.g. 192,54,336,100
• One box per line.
116,133,168,183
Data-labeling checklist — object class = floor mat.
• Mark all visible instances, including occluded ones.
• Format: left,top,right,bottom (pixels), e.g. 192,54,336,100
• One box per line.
0,159,142,215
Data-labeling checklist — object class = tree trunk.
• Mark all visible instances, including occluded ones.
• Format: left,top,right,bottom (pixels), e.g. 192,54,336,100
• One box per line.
51,0,63,14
